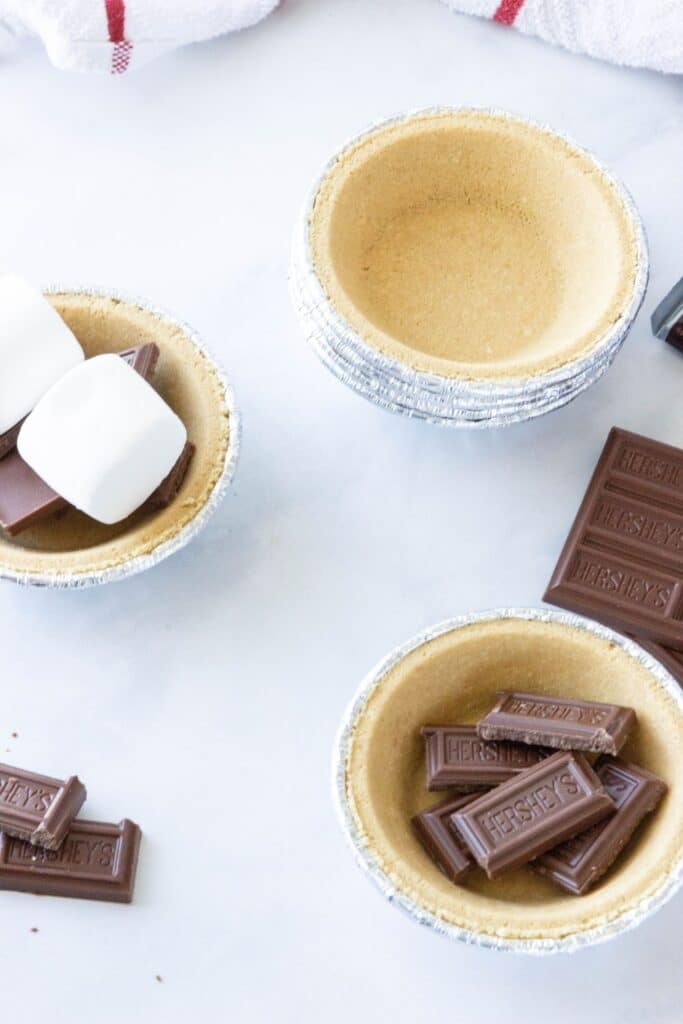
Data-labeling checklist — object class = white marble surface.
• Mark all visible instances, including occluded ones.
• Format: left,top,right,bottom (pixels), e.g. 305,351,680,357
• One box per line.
0,1,682,1021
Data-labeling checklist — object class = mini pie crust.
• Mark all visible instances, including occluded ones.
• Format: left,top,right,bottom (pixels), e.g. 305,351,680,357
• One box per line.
310,110,640,380
0,292,230,579
344,617,683,943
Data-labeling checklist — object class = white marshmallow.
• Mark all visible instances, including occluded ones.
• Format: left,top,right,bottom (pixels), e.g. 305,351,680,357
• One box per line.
18,354,187,524
0,274,84,434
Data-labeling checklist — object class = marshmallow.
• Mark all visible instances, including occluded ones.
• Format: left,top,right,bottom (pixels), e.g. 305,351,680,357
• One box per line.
0,275,84,434
18,355,187,524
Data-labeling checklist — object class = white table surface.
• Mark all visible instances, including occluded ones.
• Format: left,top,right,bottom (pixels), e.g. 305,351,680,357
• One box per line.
1,2,682,1021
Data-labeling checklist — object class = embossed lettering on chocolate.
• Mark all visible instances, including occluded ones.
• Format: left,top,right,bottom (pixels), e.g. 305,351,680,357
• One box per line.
451,751,615,878
478,691,636,755
534,757,667,895
545,427,683,650
0,819,141,903
421,725,549,791
0,764,86,850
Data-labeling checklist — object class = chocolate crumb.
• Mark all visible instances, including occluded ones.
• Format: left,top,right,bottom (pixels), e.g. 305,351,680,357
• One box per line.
30,927,38,933
155,975,163,983
11,732,17,738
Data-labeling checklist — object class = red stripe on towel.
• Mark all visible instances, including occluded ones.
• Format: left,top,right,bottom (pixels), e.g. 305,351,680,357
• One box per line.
105,0,132,74
493,0,526,25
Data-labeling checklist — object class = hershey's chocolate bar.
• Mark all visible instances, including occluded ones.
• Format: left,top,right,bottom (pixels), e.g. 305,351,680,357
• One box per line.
411,793,477,883
0,343,193,535
0,819,141,903
451,751,615,879
534,757,667,895
0,764,86,850
421,725,549,791
478,691,636,755
545,427,683,651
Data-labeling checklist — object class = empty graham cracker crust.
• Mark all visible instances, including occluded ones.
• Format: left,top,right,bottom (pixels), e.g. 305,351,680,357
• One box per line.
310,110,640,380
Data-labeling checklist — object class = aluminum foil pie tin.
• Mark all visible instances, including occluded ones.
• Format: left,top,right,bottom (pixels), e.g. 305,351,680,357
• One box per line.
291,108,649,428
0,286,241,589
333,608,683,954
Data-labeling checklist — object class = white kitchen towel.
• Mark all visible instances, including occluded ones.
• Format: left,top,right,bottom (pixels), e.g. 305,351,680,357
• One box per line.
0,0,279,73
440,0,683,74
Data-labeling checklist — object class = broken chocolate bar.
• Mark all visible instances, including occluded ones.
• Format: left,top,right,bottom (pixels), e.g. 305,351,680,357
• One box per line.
478,691,636,755
0,764,86,850
421,725,549,791
545,427,683,651
0,819,141,903
534,757,667,895
0,343,193,535
451,751,615,879
412,793,477,883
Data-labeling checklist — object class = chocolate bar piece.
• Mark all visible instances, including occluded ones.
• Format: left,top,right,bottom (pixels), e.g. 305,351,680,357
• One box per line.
451,751,615,879
0,819,141,903
143,440,195,511
545,427,683,651
421,725,549,792
0,343,192,535
412,793,477,883
0,450,65,534
0,764,86,850
478,691,636,755
534,757,667,895
119,342,158,380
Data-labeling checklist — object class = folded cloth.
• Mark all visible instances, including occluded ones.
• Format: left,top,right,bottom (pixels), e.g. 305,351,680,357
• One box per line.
439,0,683,74
0,0,279,73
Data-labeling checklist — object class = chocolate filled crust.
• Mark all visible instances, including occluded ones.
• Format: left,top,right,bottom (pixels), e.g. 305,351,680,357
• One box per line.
344,616,682,943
